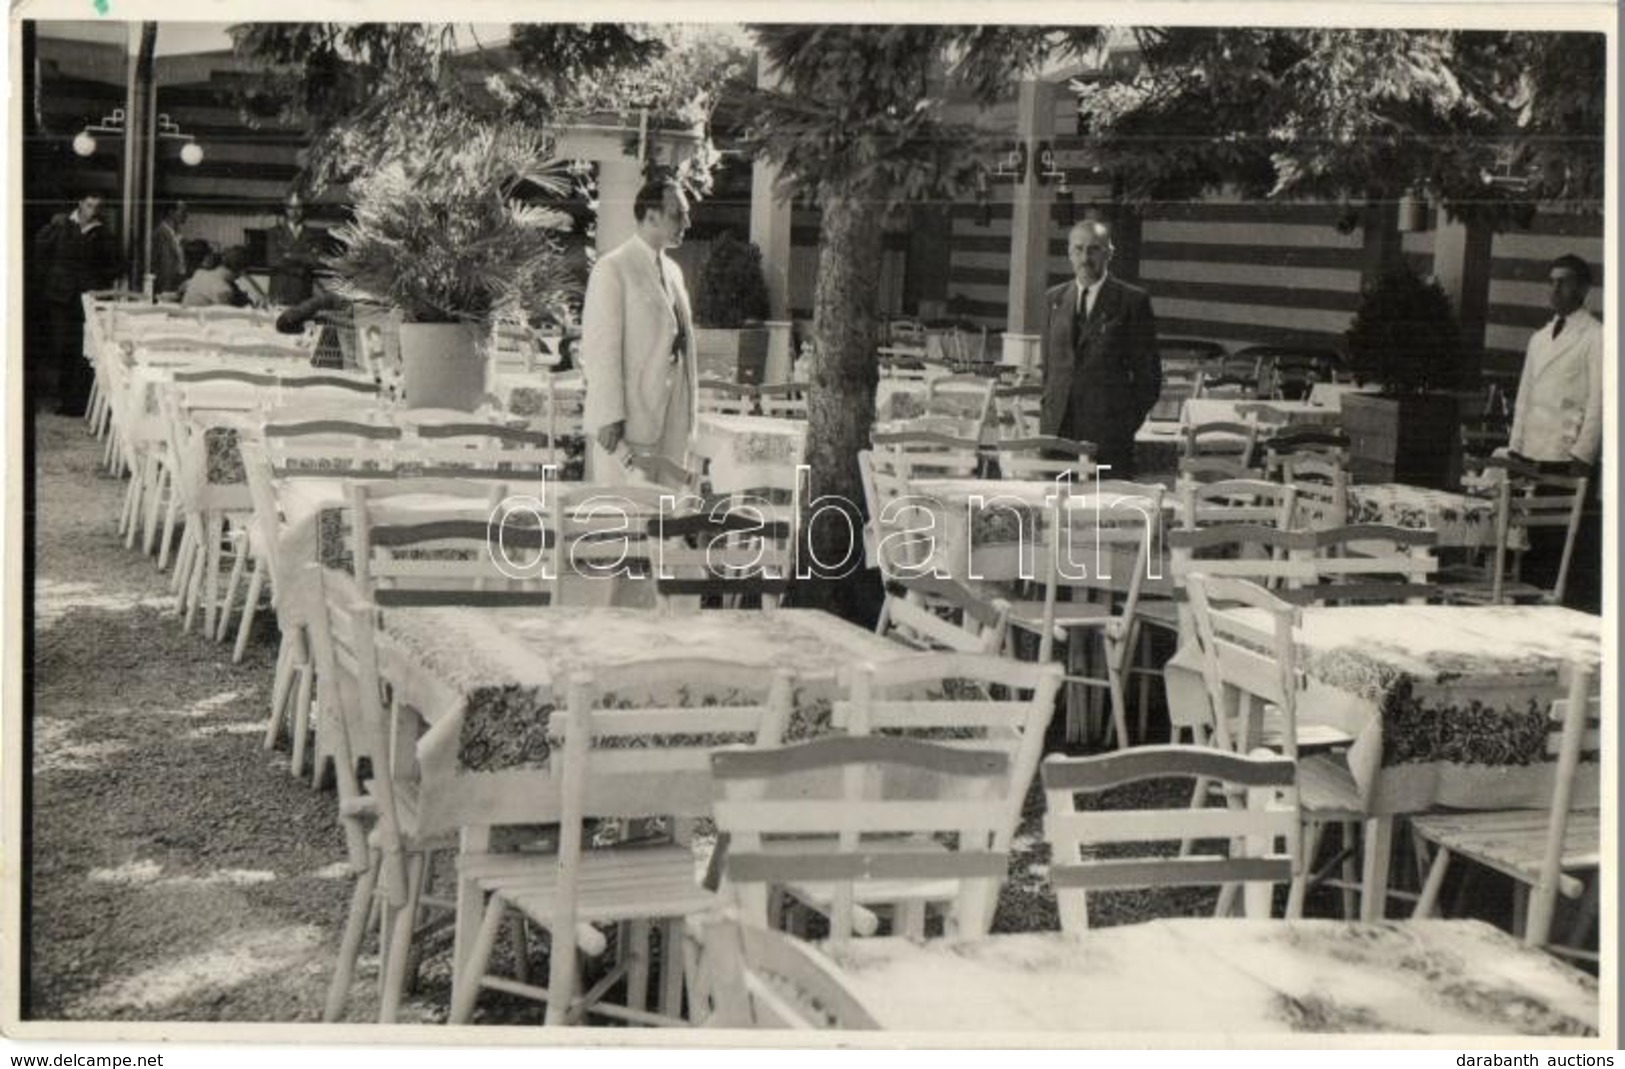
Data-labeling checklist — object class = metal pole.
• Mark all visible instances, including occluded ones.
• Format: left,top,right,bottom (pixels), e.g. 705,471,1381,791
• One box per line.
121,22,157,289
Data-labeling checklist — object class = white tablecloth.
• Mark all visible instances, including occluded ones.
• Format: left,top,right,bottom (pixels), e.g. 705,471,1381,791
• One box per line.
816,920,1596,1035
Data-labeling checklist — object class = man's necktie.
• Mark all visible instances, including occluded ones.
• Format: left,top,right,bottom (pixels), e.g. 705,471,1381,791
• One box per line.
1552,315,1566,339
657,256,685,363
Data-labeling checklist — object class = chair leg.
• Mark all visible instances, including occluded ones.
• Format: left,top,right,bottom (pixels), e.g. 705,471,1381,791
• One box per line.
265,631,294,750
171,523,196,596
448,894,508,1025
183,527,207,634
1359,817,1394,922
1106,660,1131,752
217,532,249,643
233,559,266,664
509,915,530,985
544,917,582,1027
1412,844,1450,918
156,474,182,571
119,464,142,544
142,461,167,556
658,919,685,1019
202,512,224,640
324,848,381,1023
625,920,651,1015
378,853,427,1023
1339,822,1360,920
290,662,314,777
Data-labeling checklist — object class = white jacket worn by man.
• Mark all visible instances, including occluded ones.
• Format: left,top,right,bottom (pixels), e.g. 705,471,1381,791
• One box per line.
1508,306,1602,465
579,234,696,485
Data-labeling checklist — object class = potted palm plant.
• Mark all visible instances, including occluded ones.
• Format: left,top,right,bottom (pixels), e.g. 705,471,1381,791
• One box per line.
1342,267,1467,488
692,230,773,384
326,125,579,410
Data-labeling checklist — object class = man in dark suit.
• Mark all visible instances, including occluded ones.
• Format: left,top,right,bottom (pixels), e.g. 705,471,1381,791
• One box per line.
34,193,121,415
1040,220,1160,477
266,191,322,305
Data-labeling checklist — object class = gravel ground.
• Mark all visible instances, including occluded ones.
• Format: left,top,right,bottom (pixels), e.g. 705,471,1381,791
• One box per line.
27,410,1506,1029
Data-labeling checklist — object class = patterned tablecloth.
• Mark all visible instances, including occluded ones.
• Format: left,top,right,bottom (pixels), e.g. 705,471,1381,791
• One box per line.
1346,482,1504,550
377,606,907,833
1168,604,1600,815
692,413,808,493
815,920,1596,1035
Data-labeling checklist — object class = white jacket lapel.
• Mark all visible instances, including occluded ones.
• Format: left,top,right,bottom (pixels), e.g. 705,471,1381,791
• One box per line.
1531,312,1589,383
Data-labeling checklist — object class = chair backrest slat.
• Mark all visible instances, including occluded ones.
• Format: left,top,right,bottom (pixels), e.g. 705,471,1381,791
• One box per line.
1041,744,1299,930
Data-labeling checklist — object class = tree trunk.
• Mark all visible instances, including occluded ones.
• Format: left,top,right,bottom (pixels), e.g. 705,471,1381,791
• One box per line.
799,189,886,621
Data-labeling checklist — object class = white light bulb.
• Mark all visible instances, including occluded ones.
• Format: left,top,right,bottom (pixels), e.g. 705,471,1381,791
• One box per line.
180,142,204,167
72,131,96,157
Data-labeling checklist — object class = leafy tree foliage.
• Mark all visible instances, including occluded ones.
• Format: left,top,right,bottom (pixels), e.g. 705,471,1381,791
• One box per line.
741,24,1102,616
1075,28,1605,229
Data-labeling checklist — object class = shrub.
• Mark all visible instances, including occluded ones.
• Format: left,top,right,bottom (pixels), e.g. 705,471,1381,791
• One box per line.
1345,267,1464,395
692,231,772,328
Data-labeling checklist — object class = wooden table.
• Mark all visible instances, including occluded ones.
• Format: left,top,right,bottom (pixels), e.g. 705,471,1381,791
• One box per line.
1164,603,1600,920
372,604,910,1000
815,919,1598,1035
692,413,807,493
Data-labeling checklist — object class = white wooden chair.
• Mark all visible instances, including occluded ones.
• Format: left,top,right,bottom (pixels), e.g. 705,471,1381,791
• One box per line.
991,383,1044,440
644,508,794,613
757,382,809,420
710,733,1015,945
1410,661,1600,960
1177,477,1297,530
697,378,759,417
448,660,795,1026
315,580,456,1023
814,655,1061,936
870,429,981,479
1260,428,1350,477
1182,417,1261,466
239,444,321,788
549,483,675,608
1184,574,1371,918
924,373,995,438
1280,454,1350,529
688,914,881,1029
1443,457,1588,606
401,419,557,477
993,435,1097,481
1041,745,1300,929
1003,487,1164,748
1284,523,1439,606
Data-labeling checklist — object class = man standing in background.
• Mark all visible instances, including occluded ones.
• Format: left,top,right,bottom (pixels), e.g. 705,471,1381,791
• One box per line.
1040,220,1161,477
150,201,189,296
580,174,697,487
266,191,320,305
34,192,121,415
1505,253,1603,612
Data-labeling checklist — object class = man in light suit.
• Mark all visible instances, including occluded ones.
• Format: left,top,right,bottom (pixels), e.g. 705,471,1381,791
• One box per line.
1506,253,1604,612
1040,220,1161,477
581,175,697,487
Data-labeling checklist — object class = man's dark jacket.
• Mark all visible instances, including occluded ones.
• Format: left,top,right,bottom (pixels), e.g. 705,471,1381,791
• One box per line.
1040,275,1160,467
